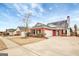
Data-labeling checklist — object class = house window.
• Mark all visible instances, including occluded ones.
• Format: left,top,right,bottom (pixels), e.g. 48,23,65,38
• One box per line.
36,29,41,34
32,30,35,34
38,29,41,34
62,30,63,34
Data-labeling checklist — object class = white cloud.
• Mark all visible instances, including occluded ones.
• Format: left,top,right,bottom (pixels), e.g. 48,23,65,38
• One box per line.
12,4,41,17
3,3,46,26
38,6,44,12
49,7,52,10
11,4,30,16
13,4,25,16
10,3,45,19
31,3,39,8
31,3,45,13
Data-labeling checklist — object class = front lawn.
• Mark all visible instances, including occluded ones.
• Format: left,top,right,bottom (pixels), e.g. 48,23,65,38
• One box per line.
9,36,46,45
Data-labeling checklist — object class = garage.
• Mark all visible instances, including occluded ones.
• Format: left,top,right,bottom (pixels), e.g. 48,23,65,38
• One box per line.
44,29,52,37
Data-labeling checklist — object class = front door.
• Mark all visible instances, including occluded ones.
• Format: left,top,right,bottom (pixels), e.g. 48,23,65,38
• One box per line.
53,30,56,36
59,30,63,36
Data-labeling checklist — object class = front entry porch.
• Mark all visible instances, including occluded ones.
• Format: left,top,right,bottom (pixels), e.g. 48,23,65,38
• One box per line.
31,28,45,37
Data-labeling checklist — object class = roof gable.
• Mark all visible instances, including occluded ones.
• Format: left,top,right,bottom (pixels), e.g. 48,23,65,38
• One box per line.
17,27,26,31
6,29,16,32
33,23,51,28
47,20,68,28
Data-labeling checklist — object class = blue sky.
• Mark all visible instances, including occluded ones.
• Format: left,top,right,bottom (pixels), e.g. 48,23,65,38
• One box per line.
0,3,79,31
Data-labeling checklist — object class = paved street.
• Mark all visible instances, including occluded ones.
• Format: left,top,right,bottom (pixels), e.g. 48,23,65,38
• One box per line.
0,36,79,56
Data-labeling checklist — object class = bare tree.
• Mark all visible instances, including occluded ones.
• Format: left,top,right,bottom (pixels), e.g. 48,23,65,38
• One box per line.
21,12,32,38
23,12,32,32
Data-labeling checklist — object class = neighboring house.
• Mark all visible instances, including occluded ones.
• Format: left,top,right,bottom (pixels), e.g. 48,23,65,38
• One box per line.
6,29,16,36
14,26,30,36
0,31,4,36
76,28,79,36
31,16,70,37
77,29,79,34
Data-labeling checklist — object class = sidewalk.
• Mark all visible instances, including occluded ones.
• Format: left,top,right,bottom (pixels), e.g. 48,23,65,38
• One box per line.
0,38,7,51
0,37,39,56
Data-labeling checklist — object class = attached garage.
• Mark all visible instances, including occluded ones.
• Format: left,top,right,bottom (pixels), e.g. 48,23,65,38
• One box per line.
44,29,52,37
58,30,63,36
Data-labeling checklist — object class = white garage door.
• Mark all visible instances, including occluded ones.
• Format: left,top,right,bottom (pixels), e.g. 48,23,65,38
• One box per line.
44,30,52,37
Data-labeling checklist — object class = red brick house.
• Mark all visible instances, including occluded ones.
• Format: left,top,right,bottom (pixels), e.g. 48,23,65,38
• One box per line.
31,16,70,37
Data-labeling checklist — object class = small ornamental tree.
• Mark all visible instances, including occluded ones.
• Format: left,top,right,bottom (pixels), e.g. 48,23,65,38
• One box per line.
70,27,73,36
65,30,67,36
74,24,77,36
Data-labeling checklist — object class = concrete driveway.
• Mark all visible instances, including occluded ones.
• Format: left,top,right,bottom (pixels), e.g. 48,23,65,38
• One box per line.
0,36,79,56
22,37,79,56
